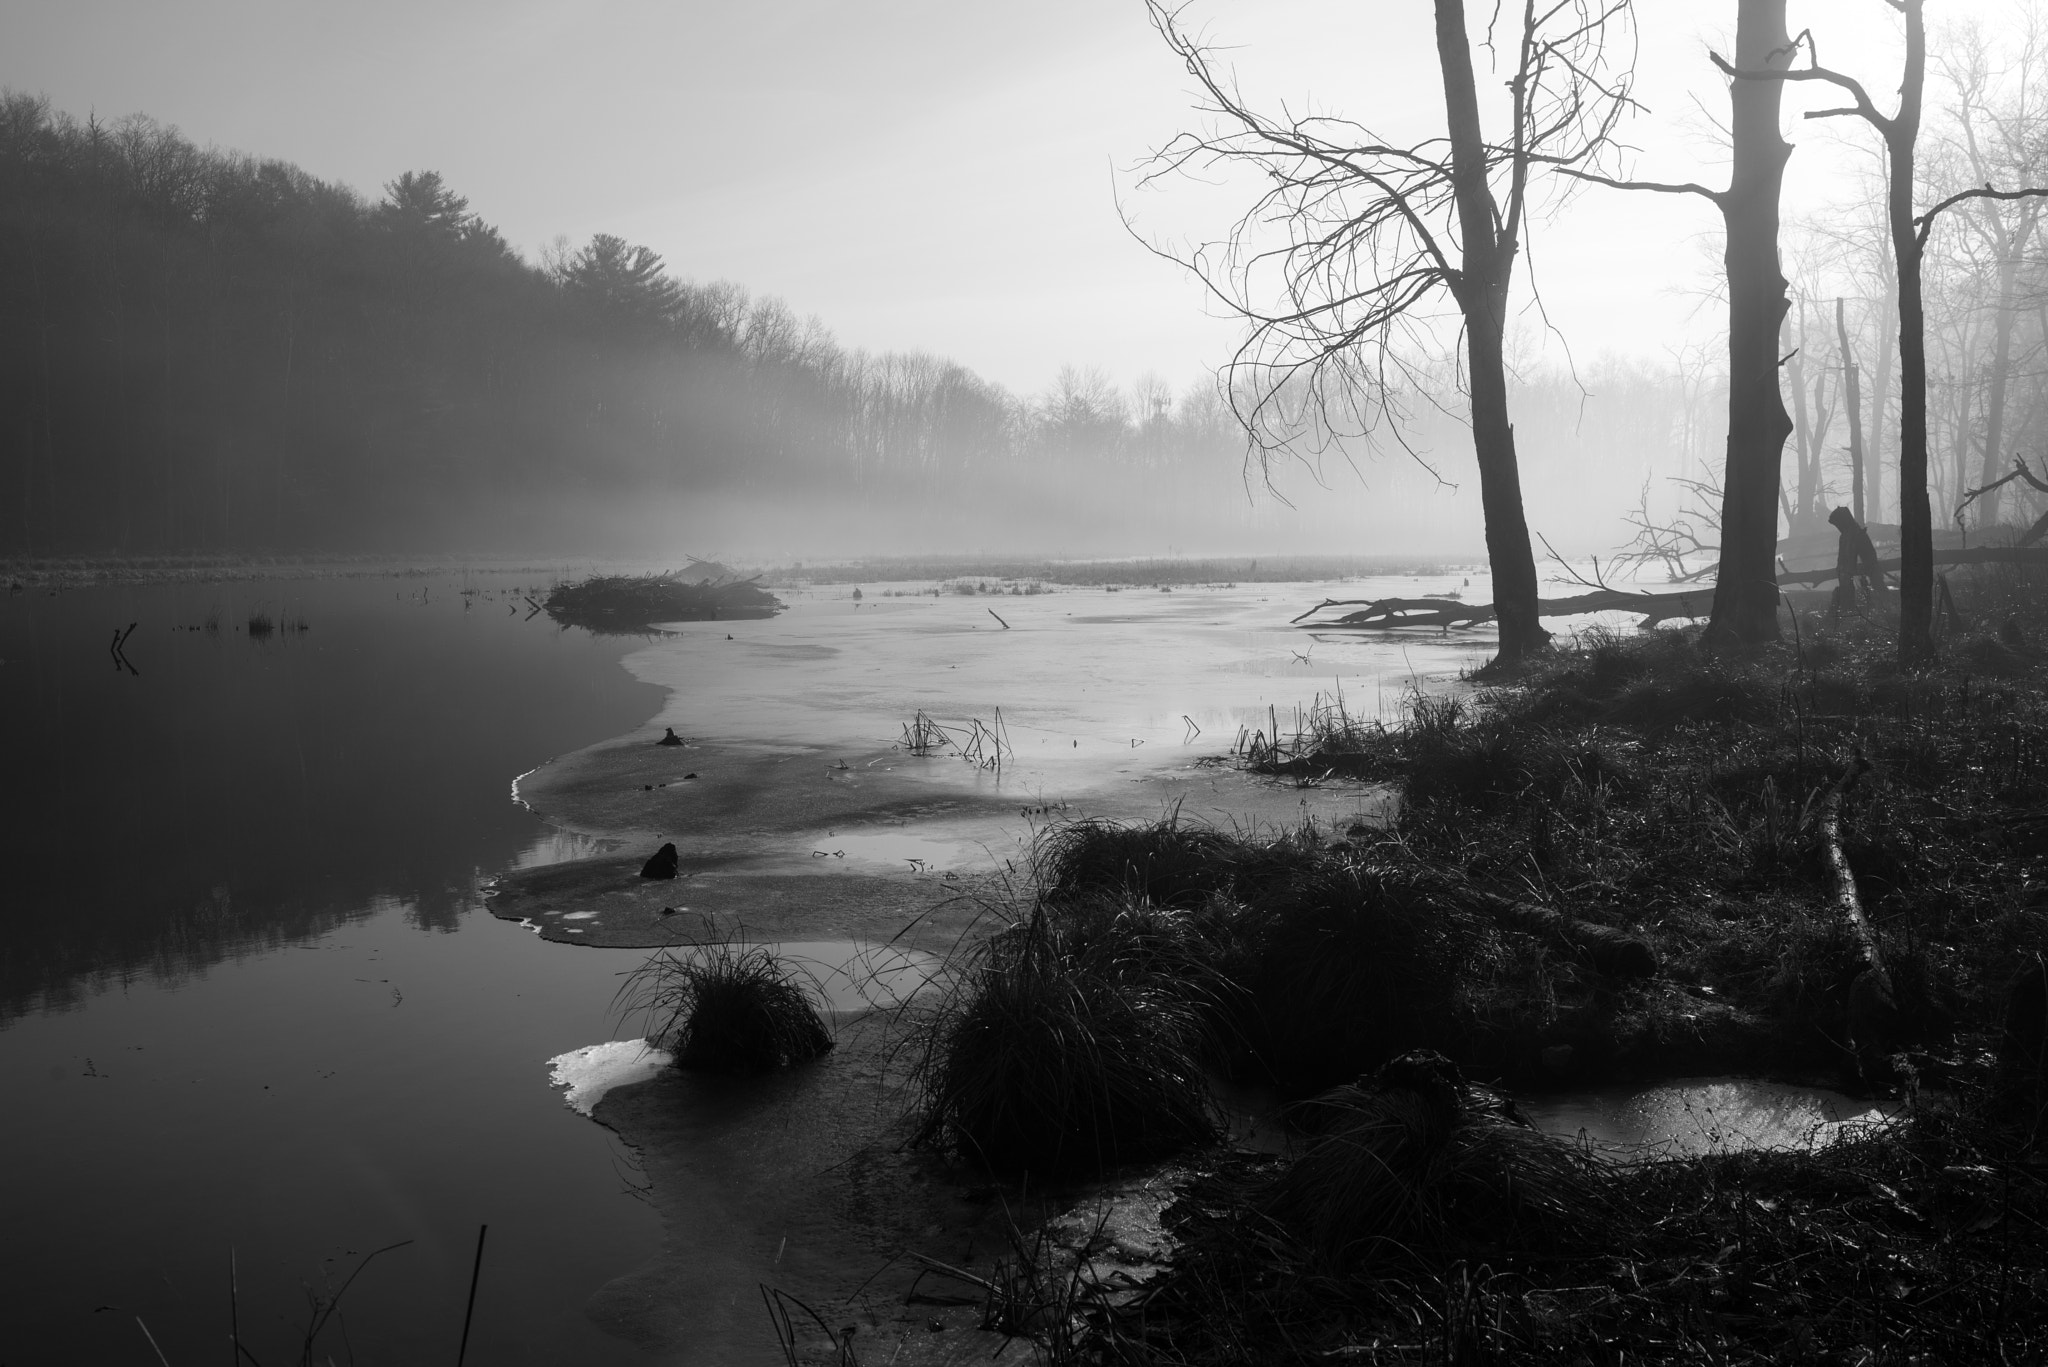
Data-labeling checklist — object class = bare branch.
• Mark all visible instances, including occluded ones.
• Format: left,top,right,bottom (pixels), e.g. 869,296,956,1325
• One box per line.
1710,41,1889,130
1913,182,2048,249
1555,166,1724,204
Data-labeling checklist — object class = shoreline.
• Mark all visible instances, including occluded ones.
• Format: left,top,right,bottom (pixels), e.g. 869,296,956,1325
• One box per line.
486,596,1406,1362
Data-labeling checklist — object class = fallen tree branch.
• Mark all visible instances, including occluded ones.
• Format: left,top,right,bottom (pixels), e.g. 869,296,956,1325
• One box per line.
1297,586,1717,630
1818,756,1895,1073
1467,891,1658,979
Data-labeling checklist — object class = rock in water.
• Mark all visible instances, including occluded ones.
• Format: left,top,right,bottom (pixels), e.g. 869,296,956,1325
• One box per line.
657,727,684,746
640,842,680,879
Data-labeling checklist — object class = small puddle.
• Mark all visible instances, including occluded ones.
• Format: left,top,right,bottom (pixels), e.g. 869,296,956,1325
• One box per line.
1522,1077,1895,1158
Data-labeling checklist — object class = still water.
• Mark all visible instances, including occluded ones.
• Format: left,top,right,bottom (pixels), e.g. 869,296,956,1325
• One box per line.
0,566,1495,1363
0,574,668,1364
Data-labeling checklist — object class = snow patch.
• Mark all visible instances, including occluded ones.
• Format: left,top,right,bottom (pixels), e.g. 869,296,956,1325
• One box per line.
548,1039,671,1115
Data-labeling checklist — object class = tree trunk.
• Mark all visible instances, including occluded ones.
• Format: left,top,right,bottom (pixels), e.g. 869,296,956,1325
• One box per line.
1435,0,1547,664
1949,375,1973,522
1707,0,1796,644
1978,247,2022,528
1786,304,1820,533
1890,0,1933,663
1839,297,1866,522
1869,270,1897,525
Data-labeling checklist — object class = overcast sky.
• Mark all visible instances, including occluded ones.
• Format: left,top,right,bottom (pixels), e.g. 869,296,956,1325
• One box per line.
5,0,2030,399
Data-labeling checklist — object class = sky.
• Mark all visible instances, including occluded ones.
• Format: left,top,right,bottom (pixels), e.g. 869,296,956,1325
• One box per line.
3,0,2032,400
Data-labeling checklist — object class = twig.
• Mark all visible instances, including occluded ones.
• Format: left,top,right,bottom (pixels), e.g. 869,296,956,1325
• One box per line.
988,608,1011,629
134,1316,172,1367
456,1224,488,1367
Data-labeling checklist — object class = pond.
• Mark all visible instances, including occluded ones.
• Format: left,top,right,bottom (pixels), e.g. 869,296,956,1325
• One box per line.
0,565,1494,1363
0,572,669,1364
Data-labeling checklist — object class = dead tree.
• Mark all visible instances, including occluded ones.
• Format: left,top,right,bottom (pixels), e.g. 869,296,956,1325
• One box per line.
1942,18,2048,529
1725,2,2048,663
1837,296,1869,523
1564,0,1797,644
1140,1,1637,667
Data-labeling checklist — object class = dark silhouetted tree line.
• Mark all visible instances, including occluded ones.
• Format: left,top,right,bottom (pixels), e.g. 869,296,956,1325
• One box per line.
0,94,1252,555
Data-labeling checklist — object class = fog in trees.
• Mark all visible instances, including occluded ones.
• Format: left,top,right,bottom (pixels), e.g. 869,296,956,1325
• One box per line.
8,6,2045,574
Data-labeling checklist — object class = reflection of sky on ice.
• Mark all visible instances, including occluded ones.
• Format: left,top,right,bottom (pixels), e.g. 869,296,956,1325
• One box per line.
1524,1078,1896,1158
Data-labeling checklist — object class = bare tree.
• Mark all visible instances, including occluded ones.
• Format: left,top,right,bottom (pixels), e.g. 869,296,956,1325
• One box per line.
1940,11,2048,528
1564,0,1798,643
1139,0,1637,666
1728,0,2048,661
1837,295,1870,523
1784,294,1839,534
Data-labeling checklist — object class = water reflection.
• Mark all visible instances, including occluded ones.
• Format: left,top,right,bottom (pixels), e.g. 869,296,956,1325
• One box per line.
0,573,669,1363
0,575,662,1021
1523,1078,1895,1158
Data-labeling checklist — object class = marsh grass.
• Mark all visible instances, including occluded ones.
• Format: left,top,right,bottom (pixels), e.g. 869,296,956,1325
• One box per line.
963,568,2048,1363
245,608,274,637
1029,819,1502,1093
908,897,1222,1175
1263,1053,1607,1271
1091,1094,2048,1364
622,943,833,1074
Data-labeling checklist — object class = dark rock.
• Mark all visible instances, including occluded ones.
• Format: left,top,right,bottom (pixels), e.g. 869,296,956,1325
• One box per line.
657,727,684,746
639,842,680,879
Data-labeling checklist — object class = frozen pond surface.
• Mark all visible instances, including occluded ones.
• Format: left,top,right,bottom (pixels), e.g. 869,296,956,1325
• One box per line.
1524,1078,1896,1157
0,565,1499,1362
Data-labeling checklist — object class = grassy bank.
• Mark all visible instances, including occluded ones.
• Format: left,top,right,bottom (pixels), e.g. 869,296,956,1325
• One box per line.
890,569,2048,1364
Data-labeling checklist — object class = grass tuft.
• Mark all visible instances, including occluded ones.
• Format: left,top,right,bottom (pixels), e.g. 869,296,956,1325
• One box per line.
910,900,1221,1175
624,943,833,1074
1265,1051,1606,1269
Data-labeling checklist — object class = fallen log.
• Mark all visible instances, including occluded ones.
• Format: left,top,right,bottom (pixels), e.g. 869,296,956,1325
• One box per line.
1818,758,1897,1074
1290,596,1495,629
1295,586,1717,630
1467,891,1659,980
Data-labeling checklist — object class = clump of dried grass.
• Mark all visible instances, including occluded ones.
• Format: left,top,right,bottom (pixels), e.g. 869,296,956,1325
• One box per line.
623,943,832,1073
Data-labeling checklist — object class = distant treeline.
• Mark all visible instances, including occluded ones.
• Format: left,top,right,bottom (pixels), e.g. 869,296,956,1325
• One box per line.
0,94,1255,554
1,94,1735,557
